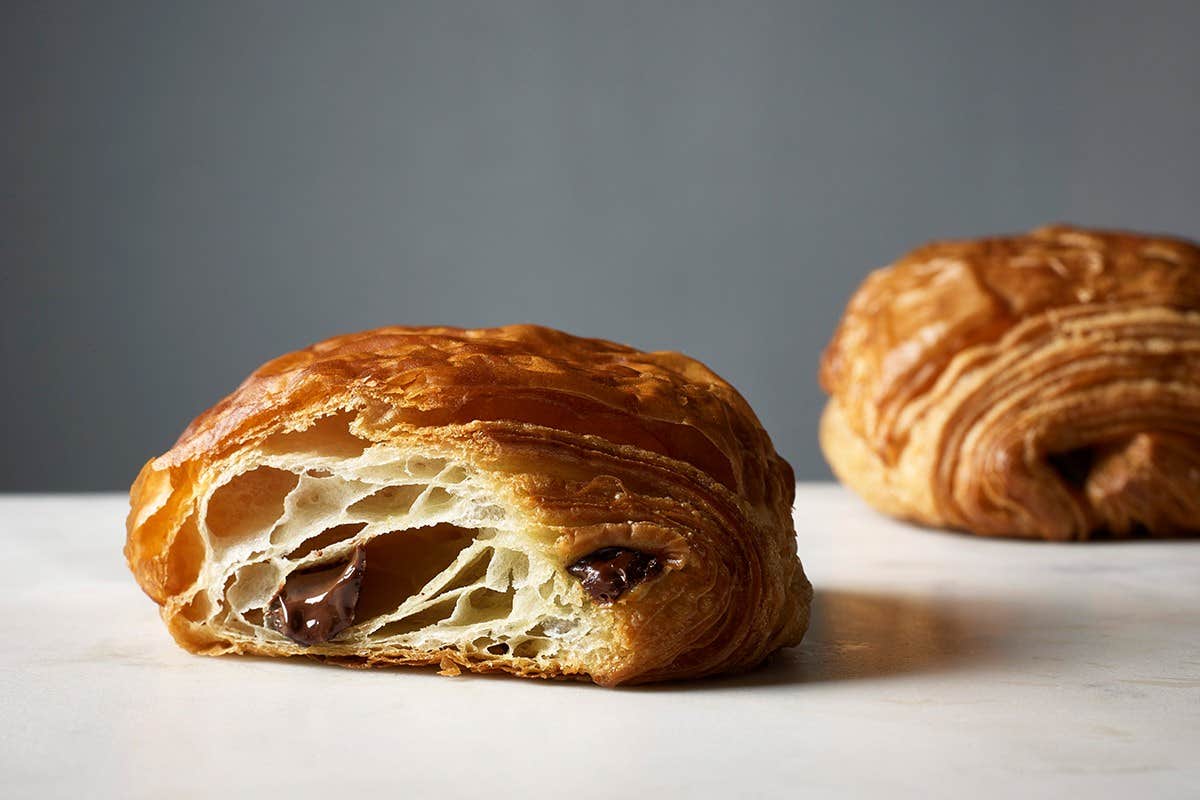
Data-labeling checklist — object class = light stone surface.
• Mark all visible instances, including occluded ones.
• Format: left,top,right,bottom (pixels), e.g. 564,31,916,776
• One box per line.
2,487,1197,799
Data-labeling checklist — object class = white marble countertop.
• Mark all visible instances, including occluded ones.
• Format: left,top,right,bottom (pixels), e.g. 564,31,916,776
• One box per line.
2,487,1197,799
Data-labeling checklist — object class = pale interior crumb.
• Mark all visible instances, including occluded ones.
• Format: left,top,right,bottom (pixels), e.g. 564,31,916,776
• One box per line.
188,411,610,665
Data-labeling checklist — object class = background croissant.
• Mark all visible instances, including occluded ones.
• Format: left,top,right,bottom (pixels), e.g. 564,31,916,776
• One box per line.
820,225,1200,540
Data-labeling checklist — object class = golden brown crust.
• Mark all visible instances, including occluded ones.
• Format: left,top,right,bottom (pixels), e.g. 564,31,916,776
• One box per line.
820,225,1200,540
126,324,810,685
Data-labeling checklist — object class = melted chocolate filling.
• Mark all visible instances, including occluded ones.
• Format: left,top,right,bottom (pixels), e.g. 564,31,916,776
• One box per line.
1047,447,1096,490
265,547,366,646
567,547,662,604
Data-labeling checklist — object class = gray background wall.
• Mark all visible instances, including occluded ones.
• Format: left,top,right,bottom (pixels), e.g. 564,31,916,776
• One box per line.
4,1,1199,491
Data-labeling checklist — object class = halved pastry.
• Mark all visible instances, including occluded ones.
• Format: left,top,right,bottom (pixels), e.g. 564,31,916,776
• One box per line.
126,324,810,686
821,225,1200,540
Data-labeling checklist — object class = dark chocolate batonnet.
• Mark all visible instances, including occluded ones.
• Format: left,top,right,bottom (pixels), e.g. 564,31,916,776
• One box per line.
266,542,660,646
567,547,662,604
265,547,367,646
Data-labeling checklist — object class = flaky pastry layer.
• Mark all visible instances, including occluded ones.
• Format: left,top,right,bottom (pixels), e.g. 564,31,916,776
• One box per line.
127,324,811,685
821,225,1200,540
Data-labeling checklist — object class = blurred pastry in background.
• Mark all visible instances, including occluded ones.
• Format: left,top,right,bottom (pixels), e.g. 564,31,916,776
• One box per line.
820,224,1200,540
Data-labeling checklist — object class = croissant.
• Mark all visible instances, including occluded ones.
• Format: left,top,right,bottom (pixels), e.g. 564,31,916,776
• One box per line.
820,225,1200,540
125,324,810,686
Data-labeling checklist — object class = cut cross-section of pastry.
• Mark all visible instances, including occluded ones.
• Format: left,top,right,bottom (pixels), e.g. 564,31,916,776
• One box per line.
125,324,811,686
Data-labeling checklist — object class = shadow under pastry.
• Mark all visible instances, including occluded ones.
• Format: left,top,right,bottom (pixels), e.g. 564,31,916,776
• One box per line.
643,587,1019,691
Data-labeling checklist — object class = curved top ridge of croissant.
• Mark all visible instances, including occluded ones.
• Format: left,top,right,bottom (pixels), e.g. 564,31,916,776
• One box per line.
820,224,1200,540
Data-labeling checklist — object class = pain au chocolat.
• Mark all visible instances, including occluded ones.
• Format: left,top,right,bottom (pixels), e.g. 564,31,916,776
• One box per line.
820,225,1200,541
126,324,811,686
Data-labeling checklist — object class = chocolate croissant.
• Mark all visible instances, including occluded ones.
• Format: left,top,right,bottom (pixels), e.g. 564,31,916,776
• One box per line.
126,324,810,685
820,225,1200,540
